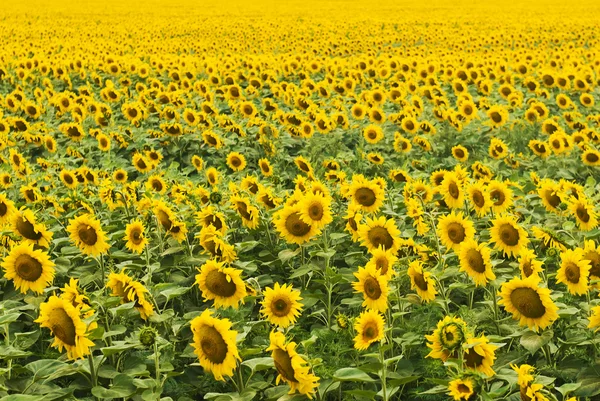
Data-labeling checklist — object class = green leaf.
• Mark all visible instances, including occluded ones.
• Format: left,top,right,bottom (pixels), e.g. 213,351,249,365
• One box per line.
158,285,191,301
519,330,552,354
0,312,22,325
278,249,300,263
0,345,32,359
575,379,600,397
91,374,137,399
101,341,140,356
241,357,274,373
556,382,581,397
332,367,376,382
25,359,68,379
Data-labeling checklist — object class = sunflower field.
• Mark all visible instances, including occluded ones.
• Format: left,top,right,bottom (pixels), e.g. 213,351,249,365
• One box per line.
1,0,600,400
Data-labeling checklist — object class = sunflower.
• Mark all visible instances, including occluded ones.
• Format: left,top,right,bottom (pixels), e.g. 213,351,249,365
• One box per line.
67,214,110,256
260,283,303,328
202,130,224,149
258,158,274,177
567,197,598,231
273,205,320,245
407,260,437,302
0,194,16,226
518,249,544,279
132,153,152,173
466,182,490,216
226,152,247,172
353,309,385,351
498,275,559,331
146,174,167,195
344,203,363,241
463,335,497,377
297,192,332,230
196,206,228,235
11,208,53,248
389,169,411,183
437,211,475,252
529,140,551,158
123,220,147,254
365,247,397,279
191,155,204,172
347,176,385,213
440,172,464,209
190,310,240,381
582,240,600,284
35,296,95,360
363,124,384,144
487,180,513,214
458,239,494,286
358,215,401,253
229,195,259,229
294,156,314,176
531,226,567,252
113,169,128,183
448,378,474,401
588,306,600,331
106,272,154,320
206,167,220,186
451,145,469,162
489,215,529,258
196,259,247,309
537,179,562,213
197,226,238,263
1,242,55,294
60,170,78,189
556,249,591,295
487,105,508,128
425,316,469,361
511,364,535,388
267,331,319,399
353,265,389,312
582,149,600,166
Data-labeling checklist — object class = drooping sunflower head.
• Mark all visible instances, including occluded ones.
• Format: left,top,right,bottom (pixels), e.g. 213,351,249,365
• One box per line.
1,242,55,294
196,259,247,309
261,283,303,328
190,309,240,381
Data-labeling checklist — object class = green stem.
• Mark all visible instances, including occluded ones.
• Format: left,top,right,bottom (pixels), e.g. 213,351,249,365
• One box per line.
88,354,98,394
154,341,161,391
380,345,388,401
4,324,11,380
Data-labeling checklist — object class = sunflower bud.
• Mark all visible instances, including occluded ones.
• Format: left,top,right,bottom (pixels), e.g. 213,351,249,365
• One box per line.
139,326,158,347
209,191,222,204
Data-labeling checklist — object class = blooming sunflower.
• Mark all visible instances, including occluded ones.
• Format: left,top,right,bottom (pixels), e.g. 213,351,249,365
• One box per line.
348,177,385,213
451,145,469,162
365,247,397,279
67,214,110,256
197,226,238,263
190,309,240,381
440,172,464,209
353,265,389,312
123,220,147,254
487,180,513,214
358,215,401,253
196,259,247,309
567,197,598,231
353,309,385,351
511,364,535,388
588,305,600,331
498,275,559,331
363,124,384,144
537,179,562,214
106,272,154,320
297,191,332,230
0,194,16,226
458,239,495,286
1,242,55,294
582,240,600,284
35,296,95,360
258,158,273,177
267,331,319,399
437,211,475,252
229,195,259,229
11,208,53,248
426,316,469,361
466,182,490,217
226,151,247,172
344,203,363,242
273,204,320,245
463,335,497,377
518,249,544,279
261,283,303,328
556,249,591,295
489,215,529,258
407,260,437,302
448,378,474,401
196,206,228,235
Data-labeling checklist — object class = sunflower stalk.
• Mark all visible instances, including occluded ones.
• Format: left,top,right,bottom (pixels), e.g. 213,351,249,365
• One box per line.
88,354,99,397
379,344,388,401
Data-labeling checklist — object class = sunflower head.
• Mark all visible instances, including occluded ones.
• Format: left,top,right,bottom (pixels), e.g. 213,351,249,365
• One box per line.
196,259,247,309
261,283,303,328
1,242,55,294
353,309,385,351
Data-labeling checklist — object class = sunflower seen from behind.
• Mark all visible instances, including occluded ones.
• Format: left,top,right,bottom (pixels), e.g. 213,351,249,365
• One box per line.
261,283,303,328
190,309,240,381
1,242,55,294
196,259,247,309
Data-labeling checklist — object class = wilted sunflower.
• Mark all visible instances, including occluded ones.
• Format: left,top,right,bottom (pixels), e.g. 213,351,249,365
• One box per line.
556,249,591,295
226,151,247,172
1,242,55,294
498,275,559,331
273,204,320,245
190,310,240,381
11,208,53,248
518,249,544,279
124,220,147,254
67,214,110,256
107,272,154,320
353,265,389,312
448,378,474,401
407,260,437,302
0,194,16,226
365,247,397,279
297,192,332,230
260,283,303,328
35,296,95,360
437,211,475,251
458,239,495,286
196,259,247,309
463,335,497,377
348,176,385,213
358,215,401,253
267,331,319,399
425,316,469,361
567,197,598,231
489,215,529,257
353,309,385,351
440,172,464,209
